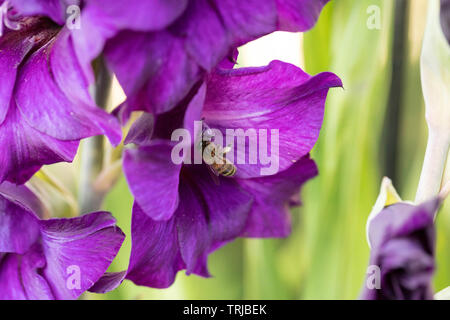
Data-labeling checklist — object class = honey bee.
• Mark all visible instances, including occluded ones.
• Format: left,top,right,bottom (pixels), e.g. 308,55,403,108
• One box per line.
203,141,236,177
201,126,237,179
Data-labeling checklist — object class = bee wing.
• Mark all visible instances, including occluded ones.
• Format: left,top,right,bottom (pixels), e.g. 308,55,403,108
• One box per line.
206,165,221,186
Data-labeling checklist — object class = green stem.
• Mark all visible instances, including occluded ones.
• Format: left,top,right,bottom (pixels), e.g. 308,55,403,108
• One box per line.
78,57,112,214
415,130,450,203
382,0,408,184
416,0,450,203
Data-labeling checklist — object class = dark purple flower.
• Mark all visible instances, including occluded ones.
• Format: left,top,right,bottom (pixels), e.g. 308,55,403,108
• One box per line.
104,0,331,117
122,60,341,288
9,0,191,85
9,0,331,124
0,182,125,299
360,198,440,300
0,10,121,184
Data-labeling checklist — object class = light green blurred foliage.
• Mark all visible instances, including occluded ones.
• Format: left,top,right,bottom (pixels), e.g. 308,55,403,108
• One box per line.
301,0,450,298
301,0,395,299
86,0,450,300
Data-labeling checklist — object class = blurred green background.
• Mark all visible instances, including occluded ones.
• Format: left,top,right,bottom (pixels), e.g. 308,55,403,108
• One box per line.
77,0,450,299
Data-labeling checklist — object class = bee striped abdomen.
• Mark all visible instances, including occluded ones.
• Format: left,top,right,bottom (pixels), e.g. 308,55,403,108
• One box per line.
217,162,236,177
203,140,237,178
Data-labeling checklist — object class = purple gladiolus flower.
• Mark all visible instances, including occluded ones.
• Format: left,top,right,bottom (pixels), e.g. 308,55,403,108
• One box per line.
0,182,125,299
8,0,193,88
0,5,121,184
104,0,331,118
122,60,342,288
9,0,332,125
360,199,440,300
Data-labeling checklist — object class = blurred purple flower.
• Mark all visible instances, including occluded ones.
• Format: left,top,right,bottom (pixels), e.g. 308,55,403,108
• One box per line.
0,8,121,184
9,0,194,89
104,0,331,118
122,60,342,288
0,182,125,300
9,0,332,128
360,199,440,300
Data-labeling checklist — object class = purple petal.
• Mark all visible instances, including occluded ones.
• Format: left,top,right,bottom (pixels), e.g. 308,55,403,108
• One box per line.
123,143,181,221
49,27,97,108
49,27,122,145
17,245,55,300
124,113,155,146
39,211,125,300
88,271,126,294
380,238,434,299
104,0,331,118
361,237,435,300
104,30,201,115
237,155,317,237
217,49,240,70
69,8,117,85
151,82,206,141
125,83,205,146
126,164,253,287
8,0,79,25
183,165,253,244
0,254,28,299
68,0,185,84
0,182,45,217
174,179,211,277
0,246,53,300
276,0,330,32
361,199,440,300
170,0,230,71
203,60,342,178
183,83,207,139
176,165,252,275
170,0,330,69
85,0,188,32
0,191,40,254
0,27,34,125
213,0,277,47
368,200,439,251
126,203,185,289
0,103,78,184
15,38,121,145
